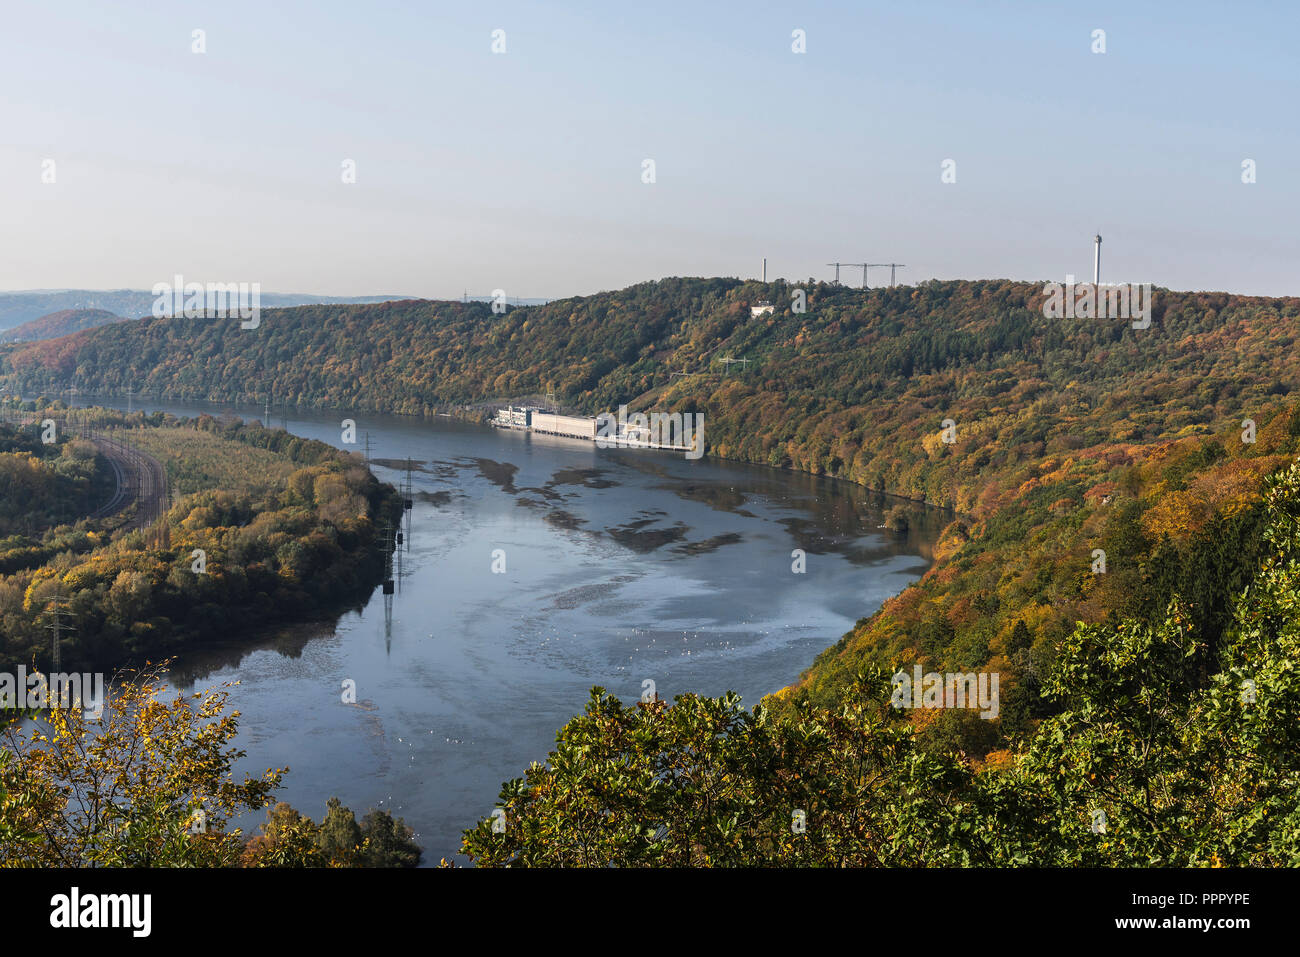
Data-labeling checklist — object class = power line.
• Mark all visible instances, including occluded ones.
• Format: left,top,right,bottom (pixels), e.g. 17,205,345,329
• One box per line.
45,593,70,673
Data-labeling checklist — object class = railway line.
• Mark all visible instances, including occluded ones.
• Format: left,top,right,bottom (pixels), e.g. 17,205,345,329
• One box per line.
87,431,168,531
1,409,168,530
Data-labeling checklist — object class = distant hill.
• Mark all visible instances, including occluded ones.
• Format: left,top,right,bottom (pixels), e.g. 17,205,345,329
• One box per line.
0,290,157,329
4,276,1299,749
0,289,412,331
0,308,127,343
2,279,1296,503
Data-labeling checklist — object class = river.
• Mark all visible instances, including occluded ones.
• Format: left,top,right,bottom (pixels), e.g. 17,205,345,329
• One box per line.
65,394,943,863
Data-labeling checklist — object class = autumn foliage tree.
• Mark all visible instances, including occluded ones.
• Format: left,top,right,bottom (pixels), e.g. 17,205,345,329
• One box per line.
464,462,1300,866
0,665,280,866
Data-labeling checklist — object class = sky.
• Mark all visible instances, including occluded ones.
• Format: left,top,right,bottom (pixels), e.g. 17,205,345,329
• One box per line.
2,0,1297,299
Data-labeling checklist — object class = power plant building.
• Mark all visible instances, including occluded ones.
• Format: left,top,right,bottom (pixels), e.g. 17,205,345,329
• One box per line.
493,406,534,428
529,411,598,440
491,404,699,456
491,406,598,439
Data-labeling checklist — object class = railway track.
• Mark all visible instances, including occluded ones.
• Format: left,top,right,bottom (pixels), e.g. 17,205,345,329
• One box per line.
88,432,168,530
1,410,168,530
87,443,131,519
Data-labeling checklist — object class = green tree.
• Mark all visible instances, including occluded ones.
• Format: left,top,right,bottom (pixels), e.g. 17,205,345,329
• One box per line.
318,796,362,863
1,665,281,867
358,809,422,868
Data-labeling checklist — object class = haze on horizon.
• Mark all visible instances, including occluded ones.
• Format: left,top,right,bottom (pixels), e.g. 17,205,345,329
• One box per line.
2,0,1297,300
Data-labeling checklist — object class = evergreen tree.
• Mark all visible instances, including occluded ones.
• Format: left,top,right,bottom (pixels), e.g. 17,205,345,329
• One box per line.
319,796,363,864
359,809,423,868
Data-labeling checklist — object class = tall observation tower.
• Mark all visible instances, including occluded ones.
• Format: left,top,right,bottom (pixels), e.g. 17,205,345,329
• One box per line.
1094,234,1102,285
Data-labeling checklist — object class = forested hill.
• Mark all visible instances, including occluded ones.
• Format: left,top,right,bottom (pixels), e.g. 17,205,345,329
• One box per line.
4,278,1296,512
0,308,125,343
4,276,1300,752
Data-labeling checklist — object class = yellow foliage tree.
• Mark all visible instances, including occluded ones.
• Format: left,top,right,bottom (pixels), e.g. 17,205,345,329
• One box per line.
1,665,282,866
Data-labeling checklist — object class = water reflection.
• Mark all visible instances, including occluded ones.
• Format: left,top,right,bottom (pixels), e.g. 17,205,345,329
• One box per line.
62,394,944,862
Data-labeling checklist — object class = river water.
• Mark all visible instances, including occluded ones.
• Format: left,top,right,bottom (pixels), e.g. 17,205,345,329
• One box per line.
66,395,942,863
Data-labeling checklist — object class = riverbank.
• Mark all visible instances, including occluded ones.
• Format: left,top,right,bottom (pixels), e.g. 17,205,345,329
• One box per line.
0,403,402,674
22,391,944,861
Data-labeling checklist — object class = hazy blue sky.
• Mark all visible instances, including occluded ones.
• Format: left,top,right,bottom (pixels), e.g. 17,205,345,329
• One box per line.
2,1,1296,298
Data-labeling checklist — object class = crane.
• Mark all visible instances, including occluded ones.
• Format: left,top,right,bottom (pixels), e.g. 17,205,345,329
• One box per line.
861,263,890,288
831,263,893,288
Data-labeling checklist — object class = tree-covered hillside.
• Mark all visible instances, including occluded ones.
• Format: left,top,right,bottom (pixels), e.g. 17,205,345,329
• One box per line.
463,457,1300,866
4,278,1295,509
0,309,126,344
0,404,400,673
4,278,1298,753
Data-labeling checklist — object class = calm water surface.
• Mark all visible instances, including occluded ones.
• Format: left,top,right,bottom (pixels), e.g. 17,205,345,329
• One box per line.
70,395,942,863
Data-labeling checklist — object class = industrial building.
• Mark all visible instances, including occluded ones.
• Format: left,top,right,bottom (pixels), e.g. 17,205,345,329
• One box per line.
492,404,701,458
492,406,534,428
529,411,598,440
491,406,597,440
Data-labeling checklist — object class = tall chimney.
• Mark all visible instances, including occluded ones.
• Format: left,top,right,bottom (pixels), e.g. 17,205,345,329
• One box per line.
1094,235,1102,285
